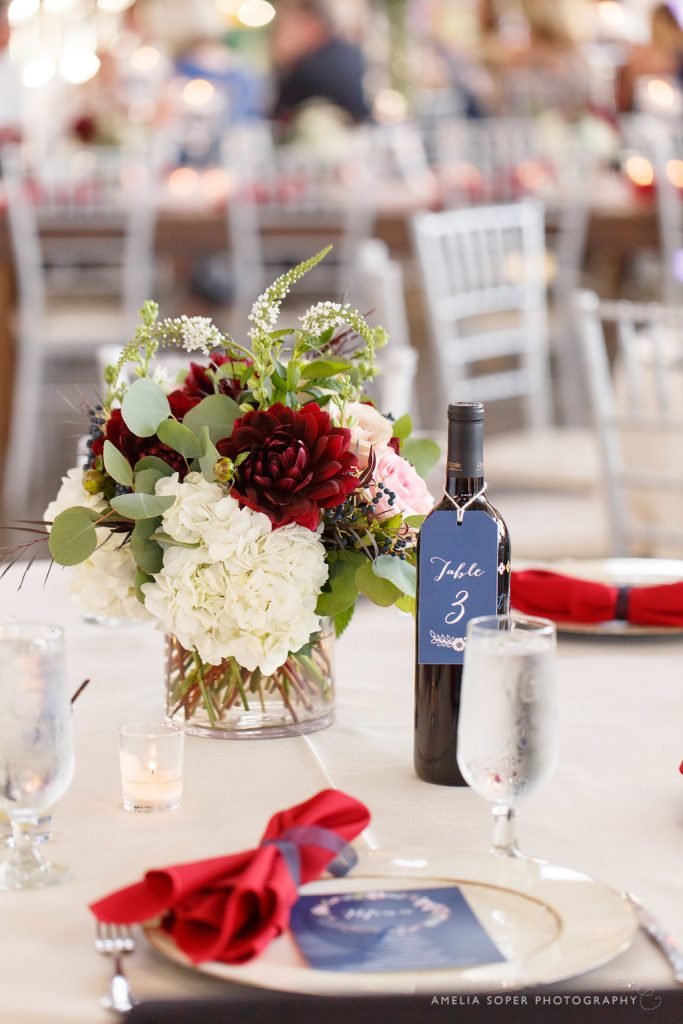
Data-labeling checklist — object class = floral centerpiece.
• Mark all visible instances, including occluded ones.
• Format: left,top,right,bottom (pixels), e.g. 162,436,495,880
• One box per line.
43,248,439,737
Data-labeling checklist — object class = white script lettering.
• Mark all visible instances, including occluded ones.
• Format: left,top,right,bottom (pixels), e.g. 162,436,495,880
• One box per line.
430,558,485,583
445,589,469,624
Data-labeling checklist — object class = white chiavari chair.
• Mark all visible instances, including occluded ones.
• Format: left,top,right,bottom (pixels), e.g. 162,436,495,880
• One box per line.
1,144,156,514
432,115,593,422
413,200,552,429
575,290,683,556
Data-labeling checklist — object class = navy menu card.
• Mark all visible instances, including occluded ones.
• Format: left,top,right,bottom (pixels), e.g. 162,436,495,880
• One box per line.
290,886,506,973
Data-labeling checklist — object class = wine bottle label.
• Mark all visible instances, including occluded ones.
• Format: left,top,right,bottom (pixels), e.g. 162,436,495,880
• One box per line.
417,510,498,665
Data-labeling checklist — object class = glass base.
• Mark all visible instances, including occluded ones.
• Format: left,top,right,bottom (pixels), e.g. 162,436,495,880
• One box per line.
175,708,335,740
122,799,180,814
0,858,71,890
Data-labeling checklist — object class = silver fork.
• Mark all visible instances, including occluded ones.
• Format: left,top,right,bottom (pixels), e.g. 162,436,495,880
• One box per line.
94,921,138,1014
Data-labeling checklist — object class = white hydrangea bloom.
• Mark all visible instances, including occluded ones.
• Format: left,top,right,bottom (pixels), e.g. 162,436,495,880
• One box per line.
44,468,148,622
70,538,150,621
143,474,328,674
154,472,272,552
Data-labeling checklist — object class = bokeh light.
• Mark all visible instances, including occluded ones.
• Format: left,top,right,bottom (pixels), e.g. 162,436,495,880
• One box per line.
168,167,200,197
237,0,276,28
60,49,101,85
625,155,654,188
130,47,162,73
182,78,215,107
647,79,675,109
7,0,39,25
22,57,56,88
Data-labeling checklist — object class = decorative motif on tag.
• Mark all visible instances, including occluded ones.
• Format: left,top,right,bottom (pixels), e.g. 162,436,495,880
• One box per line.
430,631,466,653
418,510,499,665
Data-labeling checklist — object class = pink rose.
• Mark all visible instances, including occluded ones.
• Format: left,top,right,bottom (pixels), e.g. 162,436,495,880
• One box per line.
371,449,434,518
346,402,394,466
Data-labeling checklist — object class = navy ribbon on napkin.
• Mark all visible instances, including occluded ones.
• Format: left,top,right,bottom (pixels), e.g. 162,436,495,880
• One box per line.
261,825,358,886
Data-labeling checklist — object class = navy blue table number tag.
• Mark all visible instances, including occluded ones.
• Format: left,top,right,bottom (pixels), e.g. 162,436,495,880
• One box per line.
418,510,499,665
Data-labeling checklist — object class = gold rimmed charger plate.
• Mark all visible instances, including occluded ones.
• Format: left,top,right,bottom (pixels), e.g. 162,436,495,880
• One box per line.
143,848,637,995
515,557,683,638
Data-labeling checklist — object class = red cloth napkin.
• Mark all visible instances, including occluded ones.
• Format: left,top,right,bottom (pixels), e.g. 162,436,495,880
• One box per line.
512,570,683,626
90,789,370,965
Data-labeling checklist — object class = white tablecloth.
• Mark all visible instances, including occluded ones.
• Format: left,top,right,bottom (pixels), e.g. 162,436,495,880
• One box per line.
1,564,682,1023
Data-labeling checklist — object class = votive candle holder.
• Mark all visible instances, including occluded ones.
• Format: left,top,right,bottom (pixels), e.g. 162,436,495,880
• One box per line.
119,722,184,813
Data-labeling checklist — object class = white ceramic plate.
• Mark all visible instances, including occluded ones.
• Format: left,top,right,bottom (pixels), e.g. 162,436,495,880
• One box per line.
514,557,683,637
144,847,637,995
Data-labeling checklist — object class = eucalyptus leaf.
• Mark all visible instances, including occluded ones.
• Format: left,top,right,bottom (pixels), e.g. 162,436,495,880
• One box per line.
373,554,417,597
333,603,355,638
103,440,133,487
152,531,200,548
198,425,220,482
48,507,98,566
134,567,153,603
121,378,171,438
110,493,175,520
130,517,164,575
396,594,416,616
134,456,174,477
355,559,401,607
401,437,441,479
315,552,363,616
183,394,241,444
391,413,412,441
156,419,201,458
134,468,166,495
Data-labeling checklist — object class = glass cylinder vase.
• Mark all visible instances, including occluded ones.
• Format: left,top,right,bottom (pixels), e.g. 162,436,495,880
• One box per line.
165,621,335,739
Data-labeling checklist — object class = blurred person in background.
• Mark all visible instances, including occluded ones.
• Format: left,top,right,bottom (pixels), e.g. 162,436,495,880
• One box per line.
617,3,683,111
270,0,371,125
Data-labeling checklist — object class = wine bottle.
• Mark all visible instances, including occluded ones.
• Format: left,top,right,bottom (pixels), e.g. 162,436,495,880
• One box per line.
414,402,510,786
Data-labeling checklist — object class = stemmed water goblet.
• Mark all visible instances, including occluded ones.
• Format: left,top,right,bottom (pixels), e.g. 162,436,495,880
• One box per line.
456,615,558,858
0,622,75,889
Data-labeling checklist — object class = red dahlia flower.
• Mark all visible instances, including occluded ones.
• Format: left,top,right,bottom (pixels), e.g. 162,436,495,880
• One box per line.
218,403,359,530
92,391,197,478
181,354,247,404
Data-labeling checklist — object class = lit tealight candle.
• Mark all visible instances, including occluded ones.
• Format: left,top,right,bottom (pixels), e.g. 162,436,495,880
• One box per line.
119,723,184,814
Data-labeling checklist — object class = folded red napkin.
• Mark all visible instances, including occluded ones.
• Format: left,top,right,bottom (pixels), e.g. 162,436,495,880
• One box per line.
90,789,370,965
512,570,683,626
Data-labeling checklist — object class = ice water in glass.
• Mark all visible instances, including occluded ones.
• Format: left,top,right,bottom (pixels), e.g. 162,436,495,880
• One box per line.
0,623,74,888
457,616,558,856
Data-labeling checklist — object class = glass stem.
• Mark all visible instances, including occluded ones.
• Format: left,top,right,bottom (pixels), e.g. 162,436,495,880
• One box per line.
9,819,47,875
491,805,520,857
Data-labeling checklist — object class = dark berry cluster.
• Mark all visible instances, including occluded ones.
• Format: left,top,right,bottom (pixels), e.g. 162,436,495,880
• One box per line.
84,405,105,471
322,488,415,562
368,482,396,509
